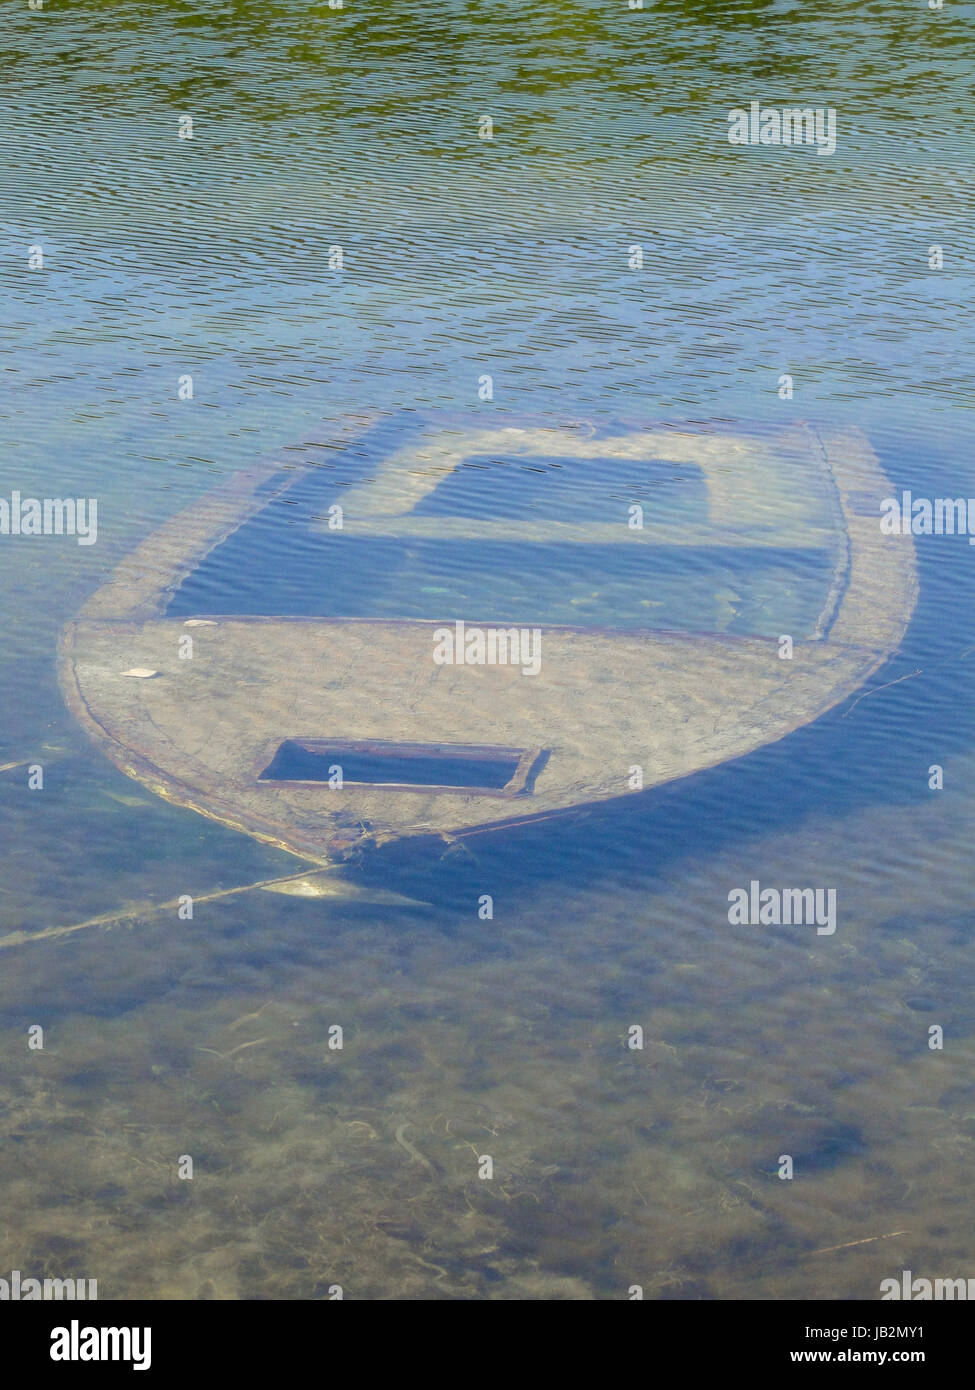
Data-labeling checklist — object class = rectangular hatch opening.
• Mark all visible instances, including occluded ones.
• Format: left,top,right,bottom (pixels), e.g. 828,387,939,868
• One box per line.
258,739,545,797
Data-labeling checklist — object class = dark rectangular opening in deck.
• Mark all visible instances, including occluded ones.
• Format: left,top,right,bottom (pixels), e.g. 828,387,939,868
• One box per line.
258,739,543,796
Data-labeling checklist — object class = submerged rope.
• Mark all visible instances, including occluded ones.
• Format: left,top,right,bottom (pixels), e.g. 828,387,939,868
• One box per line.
0,865,328,952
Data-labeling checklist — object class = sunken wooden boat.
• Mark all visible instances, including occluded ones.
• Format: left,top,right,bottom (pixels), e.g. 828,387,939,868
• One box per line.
58,414,917,868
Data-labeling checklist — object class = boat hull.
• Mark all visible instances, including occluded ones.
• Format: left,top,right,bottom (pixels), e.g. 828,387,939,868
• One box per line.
58,418,917,863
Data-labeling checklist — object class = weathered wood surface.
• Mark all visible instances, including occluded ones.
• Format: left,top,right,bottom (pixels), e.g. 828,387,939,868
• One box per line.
59,419,917,860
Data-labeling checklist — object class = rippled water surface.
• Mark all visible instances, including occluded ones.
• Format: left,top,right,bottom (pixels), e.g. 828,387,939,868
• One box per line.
1,0,974,1300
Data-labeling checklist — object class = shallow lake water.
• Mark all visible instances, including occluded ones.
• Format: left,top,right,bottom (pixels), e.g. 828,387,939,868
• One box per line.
1,0,974,1299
